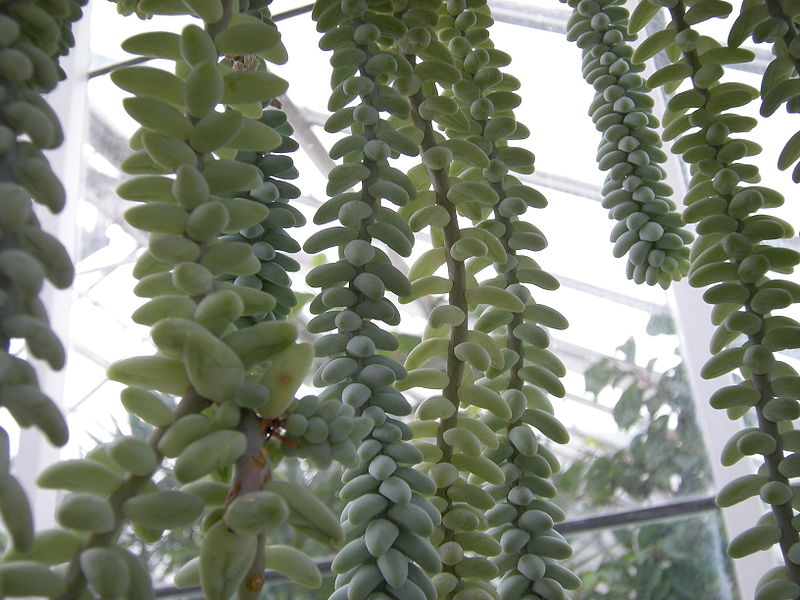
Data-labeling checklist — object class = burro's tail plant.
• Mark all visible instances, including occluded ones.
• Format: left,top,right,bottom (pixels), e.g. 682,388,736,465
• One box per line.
305,2,443,599
726,0,800,182
418,5,580,599
564,0,695,287
1,1,365,599
567,0,800,597
0,0,86,574
306,0,578,598
401,3,578,600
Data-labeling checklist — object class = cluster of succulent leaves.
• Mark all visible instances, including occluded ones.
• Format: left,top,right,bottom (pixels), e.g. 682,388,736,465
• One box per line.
564,0,695,288
566,0,800,597
303,0,580,598
406,4,579,600
217,107,308,323
0,0,86,572
1,2,353,599
2,0,800,599
727,0,800,182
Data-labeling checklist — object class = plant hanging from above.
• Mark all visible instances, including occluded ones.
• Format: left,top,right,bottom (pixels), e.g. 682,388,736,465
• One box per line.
2,2,354,598
727,0,800,182
565,0,695,287
566,0,800,596
1,0,799,599
0,0,87,575
307,1,444,599
305,0,579,598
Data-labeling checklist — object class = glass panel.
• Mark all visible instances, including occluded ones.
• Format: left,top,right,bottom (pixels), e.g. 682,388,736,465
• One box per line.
492,22,607,188
273,0,316,13
530,187,669,306
565,513,738,600
273,13,335,117
551,315,716,513
493,0,572,23
520,186,714,513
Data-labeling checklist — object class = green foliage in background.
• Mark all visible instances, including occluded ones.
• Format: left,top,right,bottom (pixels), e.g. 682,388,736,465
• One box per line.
569,335,708,506
557,321,736,600
574,515,736,600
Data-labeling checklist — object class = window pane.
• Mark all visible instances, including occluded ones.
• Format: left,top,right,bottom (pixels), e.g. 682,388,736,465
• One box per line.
565,513,738,600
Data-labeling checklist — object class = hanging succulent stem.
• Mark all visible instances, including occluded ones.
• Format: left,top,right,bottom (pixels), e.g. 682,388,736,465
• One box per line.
620,0,800,595
7,2,340,599
396,14,519,599
408,79,472,598
55,390,211,600
376,2,579,597
229,410,271,600
0,0,88,559
672,0,800,580
763,0,800,53
408,85,468,456
728,0,800,179
224,103,307,324
238,531,268,600
310,2,443,599
749,338,800,580
426,3,579,597
564,0,694,287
